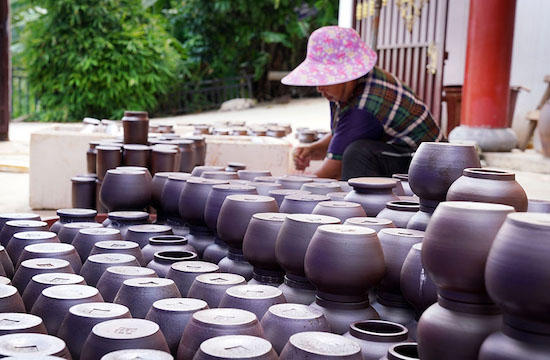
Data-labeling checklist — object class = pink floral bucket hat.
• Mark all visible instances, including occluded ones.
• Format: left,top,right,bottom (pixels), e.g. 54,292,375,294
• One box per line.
282,26,377,86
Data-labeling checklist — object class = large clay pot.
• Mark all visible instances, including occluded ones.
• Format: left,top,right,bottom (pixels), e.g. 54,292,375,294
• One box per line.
147,251,198,277
124,224,173,248
145,298,209,355
89,240,145,265
113,277,181,319
408,142,481,202
122,110,149,145
422,201,514,304
0,284,25,313
249,182,283,196
173,139,195,173
50,209,98,234
310,297,380,335
17,243,82,273
194,335,278,360
57,302,131,360
343,320,410,360
151,147,178,175
31,284,104,335
301,182,342,195
142,235,196,264
177,308,265,360
96,266,158,302
161,173,192,226
312,201,367,223
100,169,152,212
72,227,122,261
0,220,49,247
344,178,400,216
186,136,206,166
104,211,150,238
279,194,330,214
80,318,170,360
485,212,550,334
0,313,47,336
218,284,286,320
277,275,317,305
447,168,528,211
279,331,363,360
400,243,437,316
187,273,246,308
80,253,139,287
151,171,180,223
0,333,71,358
305,224,385,303
276,175,314,190
479,323,550,360
58,221,103,244
417,297,502,360
380,343,420,360
260,303,331,354
6,231,60,265
377,201,420,228
344,217,396,232
22,273,86,311
12,258,75,294
121,144,150,167
166,261,219,297
268,189,310,207
0,213,41,234
72,176,97,209
238,170,272,182
96,145,122,181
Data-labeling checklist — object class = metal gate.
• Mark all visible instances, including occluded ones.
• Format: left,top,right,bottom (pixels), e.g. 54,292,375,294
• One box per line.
354,0,448,123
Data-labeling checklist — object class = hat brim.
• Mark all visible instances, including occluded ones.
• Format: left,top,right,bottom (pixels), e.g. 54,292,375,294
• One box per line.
281,49,377,87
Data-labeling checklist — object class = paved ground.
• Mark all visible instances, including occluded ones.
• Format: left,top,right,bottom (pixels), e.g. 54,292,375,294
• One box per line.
1,97,549,216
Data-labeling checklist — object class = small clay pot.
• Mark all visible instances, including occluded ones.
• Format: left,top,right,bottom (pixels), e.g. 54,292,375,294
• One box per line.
101,349,174,360
22,273,86,312
100,169,152,212
279,194,330,214
80,318,170,360
447,168,528,211
96,145,122,181
0,220,49,247
89,240,145,265
187,273,247,308
328,191,349,201
86,141,101,174
254,176,279,183
6,231,60,266
17,243,82,273
166,261,219,297
0,246,14,279
527,199,550,213
57,302,131,360
12,258,75,294
31,284,104,335
268,189,310,207
237,170,272,182
177,308,265,360
80,253,140,287
104,211,150,238
173,140,195,173
312,201,367,223
145,298,209,355
218,284,286,320
151,147,178,175
277,175,314,190
185,136,206,166
301,182,342,195
71,176,97,210
113,277,181,319
190,166,225,177
380,343,420,360
72,227,123,261
400,243,437,316
96,266,158,302
377,201,420,228
0,333,71,358
58,221,103,244
147,251,198,277
122,111,149,145
343,320,410,360
248,182,283,196
124,224,173,248
122,144,150,167
50,209,98,234
194,335,278,360
344,178,400,216
279,331,363,359
0,285,25,313
0,313,47,336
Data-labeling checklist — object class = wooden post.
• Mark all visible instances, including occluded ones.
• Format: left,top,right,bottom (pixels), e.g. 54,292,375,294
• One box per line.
0,0,10,141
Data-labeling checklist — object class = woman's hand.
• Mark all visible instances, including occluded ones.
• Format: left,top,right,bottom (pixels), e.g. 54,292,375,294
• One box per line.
293,139,330,171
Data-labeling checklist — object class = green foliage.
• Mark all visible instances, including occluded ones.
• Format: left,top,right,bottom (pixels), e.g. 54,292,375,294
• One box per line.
21,0,184,122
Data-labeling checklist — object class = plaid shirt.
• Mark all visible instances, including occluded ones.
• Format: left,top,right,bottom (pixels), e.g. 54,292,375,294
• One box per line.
328,66,444,159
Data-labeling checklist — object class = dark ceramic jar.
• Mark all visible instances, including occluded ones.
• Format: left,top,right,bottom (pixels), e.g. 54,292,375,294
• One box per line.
142,235,196,264
479,323,550,360
377,201,420,228
310,297,380,335
344,178,400,216
58,221,103,244
50,209,98,234
344,217,396,232
145,298,209,355
304,224,385,303
160,174,192,232
0,213,41,233
80,318,170,360
72,227,122,261
177,308,265,360
260,303,331,354
447,168,528,211
417,297,502,360
422,201,514,304
218,284,286,320
89,240,145,265
279,331,363,359
96,266,158,302
151,171,180,223
173,140,195,173
101,349,174,360
380,343,420,360
31,284,104,335
100,169,152,212
190,166,225,177
124,224,173,248
485,213,550,335
312,201,367,223
0,333,71,358
147,251,198,277
0,246,12,279
0,284,25,313
113,277,181,319
194,335,278,360
17,243,82,273
237,170,272,182
276,175,314,190
187,273,246,308
71,176,98,210
12,258,75,294
186,136,206,166
400,243,437,316
343,320,410,360
166,261,219,296
0,219,49,247
0,313,47,336
80,253,140,287
22,273,86,311
96,145,122,181
104,211,150,238
242,213,287,285
57,302,131,360
202,171,239,180
268,189,310,207
87,140,101,174
301,182,342,195
6,231,60,265
279,194,330,214
151,147,178,175
121,144,150,168
122,110,149,145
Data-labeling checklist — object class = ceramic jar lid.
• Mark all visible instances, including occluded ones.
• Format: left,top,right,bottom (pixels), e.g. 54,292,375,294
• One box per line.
301,182,342,195
22,243,75,255
104,265,156,277
344,217,396,232
282,194,330,203
91,318,160,340
316,224,377,237
0,285,18,299
151,298,208,313
202,171,239,180
92,240,140,252
86,253,138,265
122,277,175,289
348,177,398,189
170,261,219,273
166,173,192,182
506,212,550,229
41,284,99,300
107,211,149,221
193,308,257,326
267,303,325,320
100,349,174,360
315,201,364,210
56,208,97,218
0,313,45,334
19,258,72,270
379,228,424,240
211,184,257,192
4,219,48,229
69,302,130,319
225,285,284,300
198,335,274,358
195,273,246,286
286,213,341,224
0,213,40,225
385,201,420,212
78,228,121,237
286,331,362,356
12,231,58,242
126,224,171,234
0,333,68,357
30,273,85,286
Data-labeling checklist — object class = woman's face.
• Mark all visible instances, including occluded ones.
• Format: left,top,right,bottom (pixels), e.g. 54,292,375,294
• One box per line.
316,80,356,103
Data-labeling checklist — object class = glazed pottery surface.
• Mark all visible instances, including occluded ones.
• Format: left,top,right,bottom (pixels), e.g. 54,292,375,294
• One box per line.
344,217,396,232
80,253,140,287
194,335,278,360
343,320,410,360
89,240,145,266
12,258,75,294
0,284,25,313
218,284,286,320
0,333,71,358
312,201,367,223
0,312,47,336
187,273,246,308
113,277,181,318
400,243,437,315
22,272,86,311
422,201,514,304
145,297,208,355
260,303,331,354
447,168,528,211
305,224,385,303
344,178,399,216
408,142,481,202
279,194,330,214
80,318,170,360
279,331,363,359
96,266,158,302
311,297,380,335
166,261,219,297
1,220,49,247
177,308,265,360
147,251,198,277
100,169,152,211
50,208,98,234
124,224,173,248
6,231,60,265
72,227,123,261
377,201,420,228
